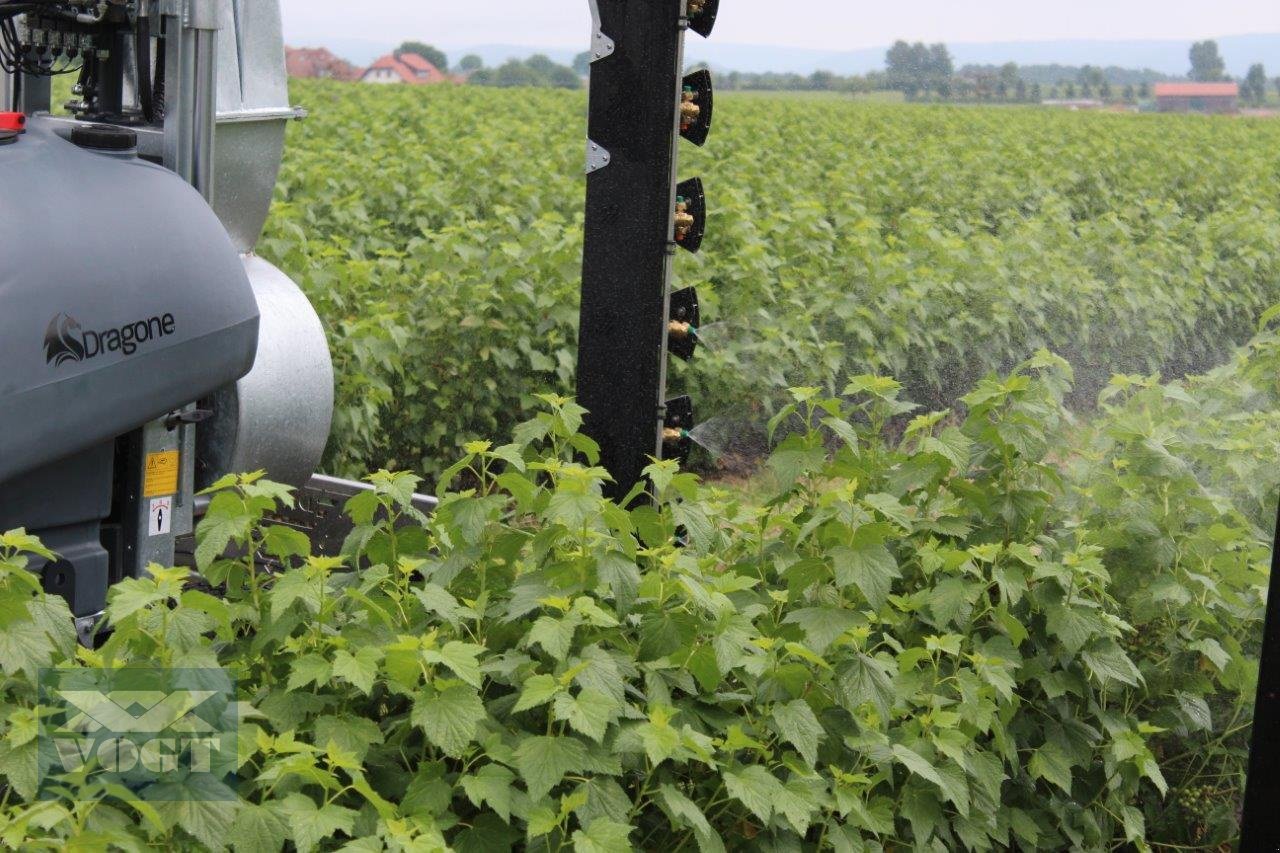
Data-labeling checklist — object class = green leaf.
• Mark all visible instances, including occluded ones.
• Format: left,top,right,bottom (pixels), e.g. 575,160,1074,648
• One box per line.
414,583,462,628
774,779,819,836
892,744,944,788
412,684,485,758
639,713,681,766
286,654,332,692
0,737,37,800
864,493,914,529
1081,641,1142,687
596,551,641,609
773,699,824,768
262,524,311,562
270,569,322,619
552,689,614,743
27,595,76,660
783,607,860,654
434,641,485,688
1121,805,1145,844
150,781,240,848
461,764,517,823
1029,739,1075,794
193,497,250,570
658,784,713,837
1177,692,1213,732
528,615,577,661
684,645,722,693
314,715,384,764
638,612,697,661
277,794,356,853
514,674,562,712
106,577,168,622
1045,602,1104,655
571,818,633,853
933,761,970,816
836,654,894,720
0,620,55,677
331,646,382,695
1191,637,1231,672
229,802,288,853
722,765,784,824
831,534,900,611
513,736,589,800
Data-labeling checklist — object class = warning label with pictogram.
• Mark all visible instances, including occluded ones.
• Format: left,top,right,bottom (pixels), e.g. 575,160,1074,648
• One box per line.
148,497,173,537
143,451,180,497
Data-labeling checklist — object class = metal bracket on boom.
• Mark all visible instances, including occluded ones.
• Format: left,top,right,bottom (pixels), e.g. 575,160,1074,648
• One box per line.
587,0,616,62
586,139,611,174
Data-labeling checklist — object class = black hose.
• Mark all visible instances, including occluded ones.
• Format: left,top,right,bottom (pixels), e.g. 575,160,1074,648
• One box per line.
152,34,164,121
135,14,152,122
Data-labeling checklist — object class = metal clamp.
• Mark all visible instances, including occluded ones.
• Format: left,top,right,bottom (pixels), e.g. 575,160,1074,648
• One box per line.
588,0,616,62
586,139,611,174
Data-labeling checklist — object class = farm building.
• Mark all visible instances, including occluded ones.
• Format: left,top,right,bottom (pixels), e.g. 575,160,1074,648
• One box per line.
285,47,363,81
361,52,452,85
1154,82,1239,114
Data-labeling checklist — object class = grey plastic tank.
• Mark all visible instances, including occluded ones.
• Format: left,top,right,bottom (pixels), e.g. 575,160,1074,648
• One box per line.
0,117,260,484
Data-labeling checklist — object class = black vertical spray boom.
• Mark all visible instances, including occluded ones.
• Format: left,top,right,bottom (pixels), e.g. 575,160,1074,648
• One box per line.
1241,505,1280,847
576,0,717,499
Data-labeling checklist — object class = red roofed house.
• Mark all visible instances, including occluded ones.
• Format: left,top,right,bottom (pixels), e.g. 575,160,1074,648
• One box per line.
1154,82,1239,114
285,47,363,82
361,52,450,85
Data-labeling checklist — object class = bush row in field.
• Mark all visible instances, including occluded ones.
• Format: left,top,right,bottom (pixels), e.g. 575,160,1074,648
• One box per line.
3,315,1278,848
261,81,1280,485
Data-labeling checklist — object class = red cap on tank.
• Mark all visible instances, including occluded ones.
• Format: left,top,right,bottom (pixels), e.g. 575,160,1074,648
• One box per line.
0,113,26,133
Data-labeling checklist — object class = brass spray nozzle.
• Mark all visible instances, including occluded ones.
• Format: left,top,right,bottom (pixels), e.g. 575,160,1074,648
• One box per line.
680,91,701,128
674,198,695,240
663,427,687,444
668,321,694,339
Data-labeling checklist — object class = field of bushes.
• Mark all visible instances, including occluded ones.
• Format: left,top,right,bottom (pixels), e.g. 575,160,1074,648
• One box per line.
260,80,1280,481
2,81,1280,849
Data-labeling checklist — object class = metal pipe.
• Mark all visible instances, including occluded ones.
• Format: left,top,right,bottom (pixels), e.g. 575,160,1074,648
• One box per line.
0,66,13,111
190,26,215,200
162,0,217,201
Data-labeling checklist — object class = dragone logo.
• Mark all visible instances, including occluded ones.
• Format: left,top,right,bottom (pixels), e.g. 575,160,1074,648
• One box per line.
43,311,177,367
38,668,237,800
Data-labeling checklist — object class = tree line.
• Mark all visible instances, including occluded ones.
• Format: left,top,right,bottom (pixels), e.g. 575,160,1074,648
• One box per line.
713,39,1277,104
393,39,1277,103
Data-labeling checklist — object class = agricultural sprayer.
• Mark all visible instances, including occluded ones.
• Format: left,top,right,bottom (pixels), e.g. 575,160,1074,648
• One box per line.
6,1,1280,846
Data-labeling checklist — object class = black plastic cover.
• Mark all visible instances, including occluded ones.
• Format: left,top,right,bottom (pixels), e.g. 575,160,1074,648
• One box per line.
680,69,714,147
675,177,706,254
668,287,701,361
688,0,720,38
664,395,695,465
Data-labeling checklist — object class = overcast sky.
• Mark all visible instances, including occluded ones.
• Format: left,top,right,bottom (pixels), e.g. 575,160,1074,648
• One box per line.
279,1,1280,51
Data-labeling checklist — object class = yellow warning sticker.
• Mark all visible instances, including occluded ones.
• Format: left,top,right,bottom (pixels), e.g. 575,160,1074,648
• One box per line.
143,451,180,498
